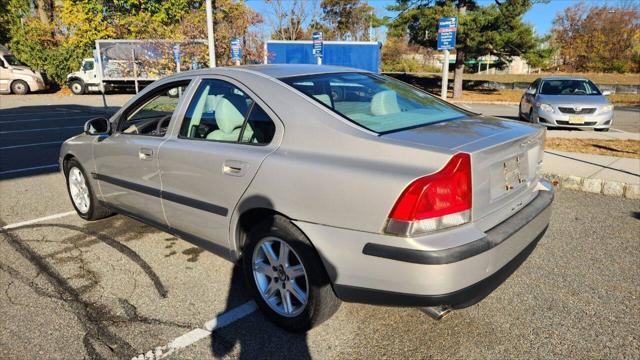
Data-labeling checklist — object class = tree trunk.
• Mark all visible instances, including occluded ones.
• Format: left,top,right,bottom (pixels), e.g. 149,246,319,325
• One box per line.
453,49,465,99
452,0,467,99
35,0,52,25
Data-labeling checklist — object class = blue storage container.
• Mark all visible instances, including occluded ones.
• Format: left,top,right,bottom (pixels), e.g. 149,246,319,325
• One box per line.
266,41,381,73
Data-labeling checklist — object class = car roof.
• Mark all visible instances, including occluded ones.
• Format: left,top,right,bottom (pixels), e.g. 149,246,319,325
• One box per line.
176,64,368,80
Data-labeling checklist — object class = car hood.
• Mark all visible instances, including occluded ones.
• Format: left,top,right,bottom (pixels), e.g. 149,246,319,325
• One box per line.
11,66,38,76
381,115,539,152
537,94,609,105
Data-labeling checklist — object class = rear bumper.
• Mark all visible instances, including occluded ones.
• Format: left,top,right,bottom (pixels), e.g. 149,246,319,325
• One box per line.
294,181,554,307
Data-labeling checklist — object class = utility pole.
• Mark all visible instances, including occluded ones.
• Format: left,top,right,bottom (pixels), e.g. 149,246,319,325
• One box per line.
206,0,216,67
440,50,449,99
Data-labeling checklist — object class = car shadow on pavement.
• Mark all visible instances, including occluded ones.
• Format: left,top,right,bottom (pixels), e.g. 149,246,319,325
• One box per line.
210,264,312,360
210,195,317,359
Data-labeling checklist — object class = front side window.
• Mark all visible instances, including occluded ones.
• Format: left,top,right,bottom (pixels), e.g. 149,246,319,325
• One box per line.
283,72,467,134
539,79,602,96
179,79,275,144
82,60,94,71
120,81,189,136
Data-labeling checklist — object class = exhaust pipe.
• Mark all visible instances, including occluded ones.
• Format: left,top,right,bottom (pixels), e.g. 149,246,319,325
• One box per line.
420,305,452,320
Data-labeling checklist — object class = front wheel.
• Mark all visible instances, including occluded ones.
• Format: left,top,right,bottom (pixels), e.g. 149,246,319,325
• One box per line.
64,158,112,220
10,80,29,95
242,215,341,332
69,80,85,95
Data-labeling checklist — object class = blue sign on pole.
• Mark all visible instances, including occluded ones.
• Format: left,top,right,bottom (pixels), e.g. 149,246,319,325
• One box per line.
173,44,181,64
312,31,323,57
230,38,242,62
437,17,457,50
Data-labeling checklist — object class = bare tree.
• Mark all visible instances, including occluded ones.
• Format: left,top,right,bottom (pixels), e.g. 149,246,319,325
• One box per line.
266,0,318,40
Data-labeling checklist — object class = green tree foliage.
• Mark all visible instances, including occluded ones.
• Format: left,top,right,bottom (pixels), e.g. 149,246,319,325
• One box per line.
2,0,262,86
552,2,640,73
320,0,383,41
389,0,538,98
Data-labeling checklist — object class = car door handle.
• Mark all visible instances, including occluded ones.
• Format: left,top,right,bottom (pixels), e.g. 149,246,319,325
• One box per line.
223,160,248,176
138,148,153,160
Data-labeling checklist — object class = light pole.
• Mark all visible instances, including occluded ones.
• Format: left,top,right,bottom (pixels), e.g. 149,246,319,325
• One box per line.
206,0,216,67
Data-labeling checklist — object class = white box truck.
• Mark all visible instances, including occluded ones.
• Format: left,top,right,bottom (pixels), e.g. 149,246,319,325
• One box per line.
66,39,206,95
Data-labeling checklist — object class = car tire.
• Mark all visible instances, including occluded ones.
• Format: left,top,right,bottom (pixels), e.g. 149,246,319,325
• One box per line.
242,214,341,333
518,104,527,121
69,80,85,95
10,80,29,95
64,158,112,220
595,128,610,132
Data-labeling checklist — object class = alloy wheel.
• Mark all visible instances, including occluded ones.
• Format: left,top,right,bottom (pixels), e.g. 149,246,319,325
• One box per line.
68,167,90,213
252,236,309,317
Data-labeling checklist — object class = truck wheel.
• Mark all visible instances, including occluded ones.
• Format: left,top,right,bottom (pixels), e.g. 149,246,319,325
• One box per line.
242,215,341,332
69,80,85,95
10,80,29,95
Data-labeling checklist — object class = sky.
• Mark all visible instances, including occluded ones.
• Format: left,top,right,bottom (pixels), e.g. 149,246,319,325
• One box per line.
245,0,624,39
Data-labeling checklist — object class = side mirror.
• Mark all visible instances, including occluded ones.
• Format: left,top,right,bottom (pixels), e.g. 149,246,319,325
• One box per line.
602,90,612,96
525,88,536,95
84,117,111,135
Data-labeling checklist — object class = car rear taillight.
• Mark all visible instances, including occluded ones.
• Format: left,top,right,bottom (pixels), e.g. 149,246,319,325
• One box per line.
386,153,472,236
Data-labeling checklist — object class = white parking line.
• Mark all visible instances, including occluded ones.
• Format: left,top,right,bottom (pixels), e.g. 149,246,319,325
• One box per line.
132,301,258,359
460,104,472,110
1,211,76,231
0,164,60,176
0,125,83,134
0,141,63,150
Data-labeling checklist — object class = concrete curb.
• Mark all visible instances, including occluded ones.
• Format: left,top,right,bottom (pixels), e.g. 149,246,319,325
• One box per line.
542,173,640,199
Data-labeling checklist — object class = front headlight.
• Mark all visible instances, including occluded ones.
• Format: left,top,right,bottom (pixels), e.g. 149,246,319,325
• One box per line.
538,103,554,113
600,104,614,112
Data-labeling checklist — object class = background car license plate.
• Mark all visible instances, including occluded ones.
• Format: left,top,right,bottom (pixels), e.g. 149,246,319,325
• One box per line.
569,116,585,124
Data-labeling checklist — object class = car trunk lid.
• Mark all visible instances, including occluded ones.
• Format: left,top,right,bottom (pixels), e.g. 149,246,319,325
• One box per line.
382,115,545,231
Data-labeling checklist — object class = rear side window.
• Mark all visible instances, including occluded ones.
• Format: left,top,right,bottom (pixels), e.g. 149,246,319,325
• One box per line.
241,105,275,144
179,79,275,144
179,79,254,142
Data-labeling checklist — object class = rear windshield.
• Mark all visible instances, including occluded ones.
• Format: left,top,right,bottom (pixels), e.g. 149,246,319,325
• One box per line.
282,72,467,134
539,79,601,95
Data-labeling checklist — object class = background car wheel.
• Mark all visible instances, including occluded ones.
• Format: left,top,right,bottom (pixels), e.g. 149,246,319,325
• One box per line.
242,215,341,333
10,80,29,95
595,128,610,132
69,80,85,95
64,158,112,220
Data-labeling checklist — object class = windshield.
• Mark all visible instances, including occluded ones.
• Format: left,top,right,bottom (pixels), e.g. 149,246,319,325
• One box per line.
283,72,467,134
3,55,22,66
539,79,601,96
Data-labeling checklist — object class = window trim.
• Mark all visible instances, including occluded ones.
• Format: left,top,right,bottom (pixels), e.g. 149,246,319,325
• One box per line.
175,78,274,147
116,80,191,137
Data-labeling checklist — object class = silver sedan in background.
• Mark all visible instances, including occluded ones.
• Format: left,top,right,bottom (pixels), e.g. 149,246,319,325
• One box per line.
60,65,553,332
519,76,614,132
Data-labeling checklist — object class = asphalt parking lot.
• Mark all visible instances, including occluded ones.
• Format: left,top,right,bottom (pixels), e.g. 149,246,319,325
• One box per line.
1,171,638,359
1,93,639,359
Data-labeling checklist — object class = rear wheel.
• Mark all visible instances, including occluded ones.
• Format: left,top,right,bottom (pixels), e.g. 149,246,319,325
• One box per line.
69,80,85,95
242,215,341,332
64,158,112,220
10,80,29,95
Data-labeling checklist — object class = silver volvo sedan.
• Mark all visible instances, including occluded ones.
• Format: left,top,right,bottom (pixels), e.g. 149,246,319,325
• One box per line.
519,76,614,131
60,65,553,332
